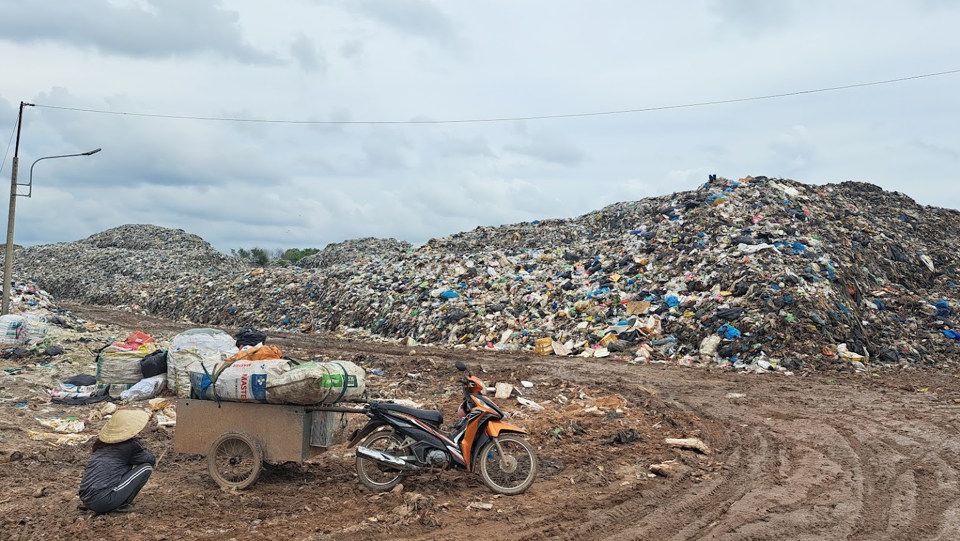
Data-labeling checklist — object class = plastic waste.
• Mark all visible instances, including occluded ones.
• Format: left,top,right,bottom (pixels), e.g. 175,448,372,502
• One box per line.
120,375,167,402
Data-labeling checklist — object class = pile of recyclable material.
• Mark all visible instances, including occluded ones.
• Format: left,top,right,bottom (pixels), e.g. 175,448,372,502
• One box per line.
8,176,960,370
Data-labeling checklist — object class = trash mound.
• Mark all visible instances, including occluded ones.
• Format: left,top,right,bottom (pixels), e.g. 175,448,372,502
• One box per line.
298,237,414,269
11,176,960,371
79,224,220,251
12,224,236,305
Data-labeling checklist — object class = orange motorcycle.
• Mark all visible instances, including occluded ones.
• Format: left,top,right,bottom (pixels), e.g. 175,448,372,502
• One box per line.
349,360,538,494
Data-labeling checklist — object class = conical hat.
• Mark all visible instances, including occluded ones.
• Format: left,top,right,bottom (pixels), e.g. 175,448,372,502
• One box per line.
99,409,150,444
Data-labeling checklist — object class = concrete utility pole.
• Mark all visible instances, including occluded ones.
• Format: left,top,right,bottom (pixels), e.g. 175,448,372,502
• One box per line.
2,101,33,316
2,101,101,315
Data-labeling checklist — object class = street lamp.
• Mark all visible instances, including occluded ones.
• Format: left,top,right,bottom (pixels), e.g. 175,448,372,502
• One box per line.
2,147,102,315
26,148,102,197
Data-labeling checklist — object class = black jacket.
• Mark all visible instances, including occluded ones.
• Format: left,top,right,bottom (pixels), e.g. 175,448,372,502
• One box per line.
78,438,156,502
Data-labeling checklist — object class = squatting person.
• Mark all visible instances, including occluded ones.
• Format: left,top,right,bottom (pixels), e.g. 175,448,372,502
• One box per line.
78,409,155,513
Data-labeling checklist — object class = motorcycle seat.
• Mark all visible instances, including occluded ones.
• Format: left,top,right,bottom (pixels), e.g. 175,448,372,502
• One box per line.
377,401,444,425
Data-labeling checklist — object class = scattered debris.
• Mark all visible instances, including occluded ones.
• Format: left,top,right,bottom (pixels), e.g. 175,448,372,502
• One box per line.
665,437,711,455
517,397,543,411
494,382,513,399
610,429,639,445
649,461,678,477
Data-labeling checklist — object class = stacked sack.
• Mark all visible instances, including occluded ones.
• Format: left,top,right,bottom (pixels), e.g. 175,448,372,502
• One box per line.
96,331,168,400
167,328,238,397
189,343,366,405
266,359,366,405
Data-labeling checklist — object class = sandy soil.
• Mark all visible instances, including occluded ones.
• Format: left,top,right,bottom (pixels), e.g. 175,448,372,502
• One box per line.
2,305,960,541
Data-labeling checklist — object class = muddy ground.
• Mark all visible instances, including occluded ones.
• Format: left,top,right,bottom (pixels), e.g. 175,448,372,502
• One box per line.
2,305,960,540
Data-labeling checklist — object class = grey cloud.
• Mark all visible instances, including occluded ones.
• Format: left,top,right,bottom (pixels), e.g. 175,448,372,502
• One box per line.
922,0,960,11
361,140,414,170
290,34,328,73
0,0,278,63
296,127,416,177
766,126,816,175
22,95,285,191
710,0,796,33
505,136,587,167
911,139,960,161
436,134,494,159
357,128,416,171
334,0,459,45
339,39,364,59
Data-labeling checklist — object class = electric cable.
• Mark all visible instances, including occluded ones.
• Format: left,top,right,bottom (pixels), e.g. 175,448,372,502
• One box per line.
28,68,960,125
0,120,17,175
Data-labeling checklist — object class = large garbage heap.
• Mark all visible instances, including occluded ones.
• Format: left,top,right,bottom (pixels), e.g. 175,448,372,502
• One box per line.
12,176,960,369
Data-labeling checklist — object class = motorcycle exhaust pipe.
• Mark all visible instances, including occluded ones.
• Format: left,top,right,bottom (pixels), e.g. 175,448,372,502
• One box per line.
356,446,420,471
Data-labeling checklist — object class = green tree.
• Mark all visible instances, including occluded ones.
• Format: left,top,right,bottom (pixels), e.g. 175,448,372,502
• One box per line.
280,247,320,264
250,247,269,266
231,246,320,267
231,247,269,266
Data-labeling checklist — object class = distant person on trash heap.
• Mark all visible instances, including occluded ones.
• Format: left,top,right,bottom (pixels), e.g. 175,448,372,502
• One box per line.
78,409,155,513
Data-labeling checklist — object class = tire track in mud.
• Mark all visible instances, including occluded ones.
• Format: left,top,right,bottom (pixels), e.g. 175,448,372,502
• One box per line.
503,407,791,541
661,377,960,541
488,361,786,541
505,362,960,541
832,407,960,540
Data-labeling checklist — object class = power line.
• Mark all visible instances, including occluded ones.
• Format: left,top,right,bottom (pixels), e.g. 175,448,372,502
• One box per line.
31,68,960,126
0,120,17,175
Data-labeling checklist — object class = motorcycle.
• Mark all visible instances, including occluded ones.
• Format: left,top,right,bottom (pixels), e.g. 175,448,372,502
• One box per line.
349,360,538,495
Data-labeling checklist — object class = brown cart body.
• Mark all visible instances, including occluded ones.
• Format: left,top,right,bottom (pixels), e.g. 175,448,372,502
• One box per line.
173,399,364,488
174,399,325,462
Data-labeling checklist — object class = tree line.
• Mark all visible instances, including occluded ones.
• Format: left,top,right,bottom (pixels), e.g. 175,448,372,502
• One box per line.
230,247,321,267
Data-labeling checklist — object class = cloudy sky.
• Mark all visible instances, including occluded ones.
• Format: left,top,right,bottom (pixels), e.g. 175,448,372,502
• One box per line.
1,0,958,254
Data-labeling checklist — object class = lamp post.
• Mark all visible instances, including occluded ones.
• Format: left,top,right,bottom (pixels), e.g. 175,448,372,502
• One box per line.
1,146,101,315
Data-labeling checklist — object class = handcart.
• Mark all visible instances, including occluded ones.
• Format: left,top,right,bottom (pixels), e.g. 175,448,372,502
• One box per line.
173,399,366,489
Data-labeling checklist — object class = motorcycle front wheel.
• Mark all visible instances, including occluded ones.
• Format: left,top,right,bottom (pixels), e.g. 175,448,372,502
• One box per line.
355,429,407,492
478,433,538,495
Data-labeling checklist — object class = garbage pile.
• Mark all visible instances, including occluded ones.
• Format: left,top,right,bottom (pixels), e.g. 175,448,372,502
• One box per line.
297,237,414,269
9,176,960,371
13,224,235,306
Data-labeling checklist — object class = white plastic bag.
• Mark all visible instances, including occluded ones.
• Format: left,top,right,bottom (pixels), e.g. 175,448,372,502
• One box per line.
120,375,167,402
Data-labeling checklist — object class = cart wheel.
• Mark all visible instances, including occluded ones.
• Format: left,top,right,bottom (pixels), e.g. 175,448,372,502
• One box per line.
208,432,263,490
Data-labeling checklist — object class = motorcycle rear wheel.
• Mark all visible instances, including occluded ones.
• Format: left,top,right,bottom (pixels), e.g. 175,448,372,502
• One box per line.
355,429,407,492
478,433,538,495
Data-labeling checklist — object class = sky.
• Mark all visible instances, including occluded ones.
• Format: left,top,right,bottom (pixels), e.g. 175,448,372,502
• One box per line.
1,0,958,254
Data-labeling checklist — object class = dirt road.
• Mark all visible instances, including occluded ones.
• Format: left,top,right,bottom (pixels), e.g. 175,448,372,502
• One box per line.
2,305,960,540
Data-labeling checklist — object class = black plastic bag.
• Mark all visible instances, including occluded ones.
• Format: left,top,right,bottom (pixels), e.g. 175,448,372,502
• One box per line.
140,349,168,378
235,327,267,347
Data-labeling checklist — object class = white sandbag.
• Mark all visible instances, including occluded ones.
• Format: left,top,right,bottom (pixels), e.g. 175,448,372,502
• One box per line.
120,374,167,402
167,328,238,397
98,343,159,384
191,359,288,403
266,360,366,405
